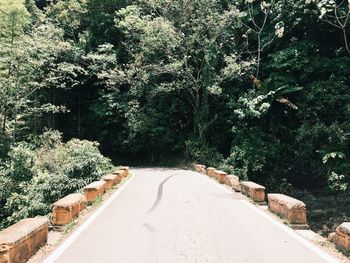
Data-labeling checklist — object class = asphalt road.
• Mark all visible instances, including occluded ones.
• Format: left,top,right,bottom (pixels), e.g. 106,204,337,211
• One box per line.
43,168,340,263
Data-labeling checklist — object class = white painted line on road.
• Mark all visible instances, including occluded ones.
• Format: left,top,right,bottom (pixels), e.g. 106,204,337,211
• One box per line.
240,201,340,263
195,171,340,263
42,173,137,263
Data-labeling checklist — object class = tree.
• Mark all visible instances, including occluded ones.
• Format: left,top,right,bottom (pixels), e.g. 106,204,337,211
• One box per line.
313,0,350,55
0,2,69,146
112,0,253,156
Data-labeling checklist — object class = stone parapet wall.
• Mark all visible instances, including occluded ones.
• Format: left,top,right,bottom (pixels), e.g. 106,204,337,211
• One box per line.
52,193,87,226
329,222,350,252
225,175,241,192
83,181,107,204
267,194,307,225
194,164,206,174
240,181,265,203
0,217,49,263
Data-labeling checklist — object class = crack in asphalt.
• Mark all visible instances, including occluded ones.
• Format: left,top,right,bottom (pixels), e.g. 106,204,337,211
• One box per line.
147,171,185,214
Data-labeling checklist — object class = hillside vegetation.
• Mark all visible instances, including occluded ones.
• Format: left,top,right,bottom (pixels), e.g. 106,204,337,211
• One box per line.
0,0,349,231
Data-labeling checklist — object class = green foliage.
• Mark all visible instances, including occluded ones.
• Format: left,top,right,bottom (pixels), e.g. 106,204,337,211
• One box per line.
0,130,113,228
7,142,35,182
0,1,72,151
185,140,223,167
111,0,254,156
1,0,350,232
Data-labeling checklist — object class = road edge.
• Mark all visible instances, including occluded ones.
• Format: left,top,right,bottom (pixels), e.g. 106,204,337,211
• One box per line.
192,170,343,263
41,172,137,263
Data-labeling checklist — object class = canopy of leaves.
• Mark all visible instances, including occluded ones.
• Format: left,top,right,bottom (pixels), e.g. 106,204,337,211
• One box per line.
0,0,349,230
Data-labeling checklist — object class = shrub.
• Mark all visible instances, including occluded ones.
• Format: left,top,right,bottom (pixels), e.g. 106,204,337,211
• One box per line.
0,130,113,228
185,139,223,167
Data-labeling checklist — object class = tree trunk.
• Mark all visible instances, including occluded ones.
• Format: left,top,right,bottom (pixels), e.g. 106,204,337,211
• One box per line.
193,88,209,146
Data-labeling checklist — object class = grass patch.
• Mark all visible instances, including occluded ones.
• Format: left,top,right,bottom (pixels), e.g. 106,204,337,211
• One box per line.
92,195,103,208
64,219,78,234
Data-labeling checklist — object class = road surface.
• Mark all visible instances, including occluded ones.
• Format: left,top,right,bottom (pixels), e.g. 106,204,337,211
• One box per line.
43,168,340,263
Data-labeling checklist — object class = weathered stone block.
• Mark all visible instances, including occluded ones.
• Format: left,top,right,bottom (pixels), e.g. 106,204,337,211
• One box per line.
213,170,228,184
0,217,49,263
112,170,124,182
83,181,107,204
52,193,86,226
194,164,206,174
240,181,265,202
113,168,128,178
102,173,119,189
332,222,350,252
225,175,241,192
206,167,216,177
268,194,307,225
119,166,129,177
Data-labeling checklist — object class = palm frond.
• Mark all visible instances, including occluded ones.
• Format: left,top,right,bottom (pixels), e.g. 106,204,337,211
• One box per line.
276,86,302,96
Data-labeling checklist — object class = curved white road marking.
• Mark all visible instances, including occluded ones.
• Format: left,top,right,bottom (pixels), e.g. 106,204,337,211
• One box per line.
196,171,340,263
43,173,137,263
240,201,340,263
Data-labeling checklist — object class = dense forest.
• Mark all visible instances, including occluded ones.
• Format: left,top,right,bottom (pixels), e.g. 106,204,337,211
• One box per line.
0,0,349,229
